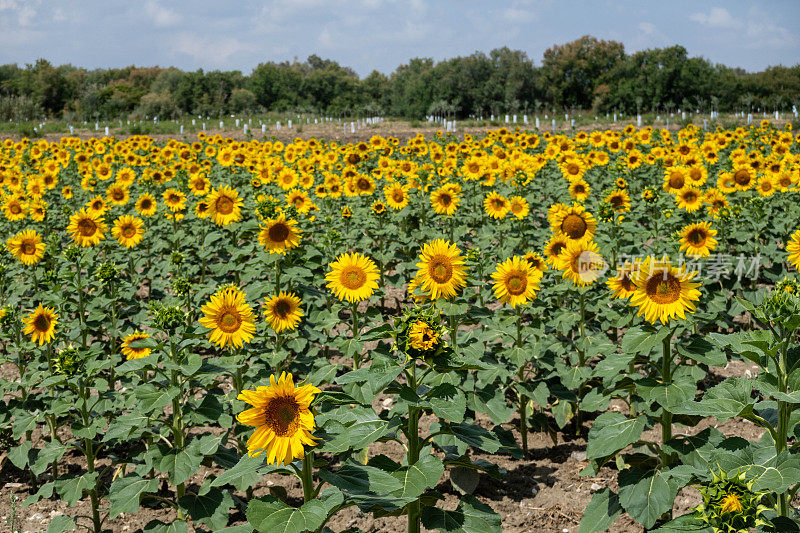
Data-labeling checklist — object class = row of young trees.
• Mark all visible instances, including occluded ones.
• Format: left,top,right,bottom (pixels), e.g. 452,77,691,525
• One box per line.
1,35,798,122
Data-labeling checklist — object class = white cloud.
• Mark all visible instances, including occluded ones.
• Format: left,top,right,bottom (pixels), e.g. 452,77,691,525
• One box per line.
637,22,657,35
689,7,740,28
144,0,181,28
171,32,251,66
318,27,333,49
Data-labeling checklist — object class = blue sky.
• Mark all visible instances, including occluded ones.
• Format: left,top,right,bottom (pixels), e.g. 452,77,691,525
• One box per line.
0,0,798,76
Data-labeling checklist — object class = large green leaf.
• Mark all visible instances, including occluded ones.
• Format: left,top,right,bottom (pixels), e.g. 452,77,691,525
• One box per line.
421,495,501,533
672,378,755,422
579,488,622,533
427,383,466,423
622,325,670,355
108,475,159,518
586,412,646,460
246,488,343,533
179,486,235,531
618,469,674,529
448,422,502,453
135,384,180,413
393,454,445,499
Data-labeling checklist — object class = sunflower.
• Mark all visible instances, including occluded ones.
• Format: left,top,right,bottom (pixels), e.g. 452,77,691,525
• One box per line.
544,234,570,267
199,288,257,349
491,256,541,307
756,175,776,197
163,188,187,212
258,214,301,254
22,304,58,345
112,215,145,248
136,193,158,217
372,200,387,215
551,204,597,243
384,183,409,210
6,229,45,265
415,239,468,300
431,187,459,216
264,291,304,332
629,257,701,324
236,372,320,464
106,183,130,205
3,197,26,221
408,320,439,351
121,332,152,359
568,180,591,201
787,229,800,271
508,196,530,219
86,195,108,216
679,222,718,258
704,189,729,217
663,166,688,192
731,164,755,191
523,251,548,274
325,252,380,303
484,192,510,219
206,185,243,226
605,189,631,213
554,240,606,287
67,208,107,247
607,261,638,300
675,187,703,212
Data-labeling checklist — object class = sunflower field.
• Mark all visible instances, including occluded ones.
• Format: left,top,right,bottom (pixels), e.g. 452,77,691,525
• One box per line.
2,121,800,533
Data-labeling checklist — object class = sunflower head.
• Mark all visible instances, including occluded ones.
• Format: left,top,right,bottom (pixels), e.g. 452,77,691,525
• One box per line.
695,467,770,533
236,372,320,465
415,239,468,300
394,305,449,363
758,277,800,332
198,288,257,349
629,257,701,324
22,303,58,345
264,291,304,332
151,302,187,333
325,252,380,303
122,332,153,360
491,256,542,307
53,345,83,376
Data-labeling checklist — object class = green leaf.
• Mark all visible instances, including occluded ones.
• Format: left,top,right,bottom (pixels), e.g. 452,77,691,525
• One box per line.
47,515,77,533
427,383,466,423
319,462,403,496
142,520,189,533
750,452,800,494
158,446,204,486
421,495,502,533
32,440,69,476
618,469,673,529
579,488,622,533
393,455,445,499
246,488,344,533
637,379,697,410
179,487,235,531
586,413,646,460
7,441,32,469
676,336,726,367
55,472,98,505
109,475,159,518
622,325,670,355
211,453,270,492
650,513,712,532
449,422,502,453
135,384,180,413
672,378,755,422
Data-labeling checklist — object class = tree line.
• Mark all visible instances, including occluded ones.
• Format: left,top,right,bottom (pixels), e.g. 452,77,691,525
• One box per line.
1,35,798,122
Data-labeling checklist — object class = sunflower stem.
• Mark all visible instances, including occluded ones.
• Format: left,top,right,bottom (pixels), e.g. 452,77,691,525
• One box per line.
776,333,790,517
301,450,315,503
575,290,586,435
407,363,422,533
351,301,361,369
660,333,673,449
516,308,528,455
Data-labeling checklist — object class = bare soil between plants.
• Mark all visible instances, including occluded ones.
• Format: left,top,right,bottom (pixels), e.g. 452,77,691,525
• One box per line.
0,358,765,533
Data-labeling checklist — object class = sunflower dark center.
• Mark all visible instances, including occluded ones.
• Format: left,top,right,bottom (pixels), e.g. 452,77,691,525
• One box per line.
121,224,137,238
218,310,242,333
561,214,588,239
341,266,367,290
429,257,453,284
506,273,527,295
687,228,706,245
440,193,452,206
21,240,36,255
645,273,681,305
78,218,97,237
268,222,290,243
265,397,300,437
733,169,751,185
215,196,234,215
668,172,684,189
274,299,291,318
9,203,21,214
33,313,50,332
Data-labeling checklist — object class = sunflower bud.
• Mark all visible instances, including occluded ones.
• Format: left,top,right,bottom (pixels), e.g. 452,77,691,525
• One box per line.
170,252,184,266
151,303,186,333
395,306,446,362
695,467,769,533
172,276,192,297
759,278,800,333
53,345,83,377
63,244,81,263
95,261,120,284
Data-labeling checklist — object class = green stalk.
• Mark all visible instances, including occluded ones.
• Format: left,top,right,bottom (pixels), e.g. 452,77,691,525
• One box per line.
516,308,528,455
407,363,422,533
776,334,790,517
301,450,315,503
79,379,102,533
168,340,186,518
351,301,361,369
661,334,673,447
575,290,586,435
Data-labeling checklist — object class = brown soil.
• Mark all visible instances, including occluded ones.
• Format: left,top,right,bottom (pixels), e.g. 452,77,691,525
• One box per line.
0,359,765,532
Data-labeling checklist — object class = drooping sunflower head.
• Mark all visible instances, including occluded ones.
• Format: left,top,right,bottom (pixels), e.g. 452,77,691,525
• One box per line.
325,252,381,303
121,332,152,360
415,239,468,300
679,221,718,258
258,213,302,254
236,372,320,465
22,303,58,345
112,215,145,248
491,256,542,307
264,291,304,332
198,288,257,349
6,229,45,266
629,257,702,324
